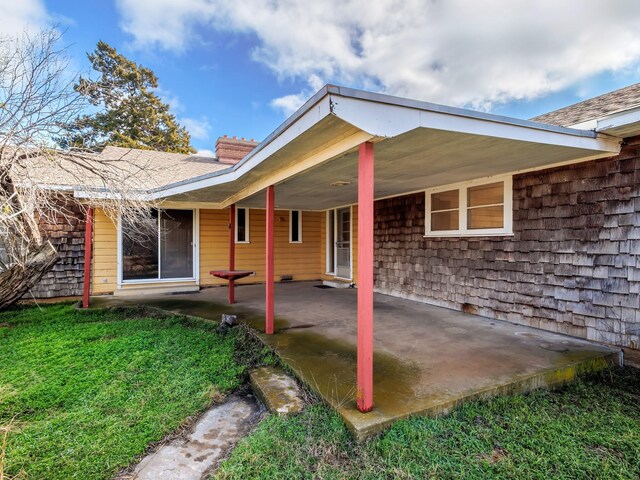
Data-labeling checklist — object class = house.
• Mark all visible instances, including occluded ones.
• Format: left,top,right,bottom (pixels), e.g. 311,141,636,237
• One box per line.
35,83,640,412
28,137,258,297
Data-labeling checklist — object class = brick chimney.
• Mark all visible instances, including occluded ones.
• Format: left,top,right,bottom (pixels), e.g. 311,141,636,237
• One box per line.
215,135,259,165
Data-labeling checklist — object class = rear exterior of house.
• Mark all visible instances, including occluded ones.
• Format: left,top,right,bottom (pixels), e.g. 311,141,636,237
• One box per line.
60,84,640,358
89,140,640,351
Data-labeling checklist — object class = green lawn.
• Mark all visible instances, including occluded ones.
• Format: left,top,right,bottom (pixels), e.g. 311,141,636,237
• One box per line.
216,368,640,480
2,302,639,480
0,303,247,480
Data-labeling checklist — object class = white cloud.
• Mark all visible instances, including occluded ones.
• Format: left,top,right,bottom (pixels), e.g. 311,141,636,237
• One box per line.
158,89,211,141
195,148,215,157
115,0,640,113
0,0,50,37
155,86,184,113
181,116,211,141
270,92,309,117
115,0,214,52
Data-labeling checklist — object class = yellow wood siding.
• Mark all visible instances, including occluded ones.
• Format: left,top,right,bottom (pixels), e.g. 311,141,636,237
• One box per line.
92,207,324,294
199,209,229,286
92,208,117,294
199,208,323,285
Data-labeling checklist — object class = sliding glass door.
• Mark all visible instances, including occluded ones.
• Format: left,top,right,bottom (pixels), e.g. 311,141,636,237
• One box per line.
160,209,193,279
122,209,195,282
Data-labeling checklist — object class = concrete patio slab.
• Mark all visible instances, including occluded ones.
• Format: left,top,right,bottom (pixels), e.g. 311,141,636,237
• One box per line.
92,282,621,440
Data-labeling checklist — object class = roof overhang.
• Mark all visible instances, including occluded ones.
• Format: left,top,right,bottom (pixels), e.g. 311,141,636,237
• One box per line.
593,106,640,138
74,85,622,209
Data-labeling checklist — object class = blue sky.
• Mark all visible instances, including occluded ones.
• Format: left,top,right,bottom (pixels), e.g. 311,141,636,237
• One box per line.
4,0,640,154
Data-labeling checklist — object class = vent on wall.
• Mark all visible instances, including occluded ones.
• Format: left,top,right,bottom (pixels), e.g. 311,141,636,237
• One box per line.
280,274,293,282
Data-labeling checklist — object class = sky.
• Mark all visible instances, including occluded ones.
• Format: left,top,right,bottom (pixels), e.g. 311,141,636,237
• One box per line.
2,0,640,155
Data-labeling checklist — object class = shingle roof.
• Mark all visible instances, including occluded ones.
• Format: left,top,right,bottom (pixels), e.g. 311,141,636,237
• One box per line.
24,146,231,192
96,146,231,187
531,83,640,127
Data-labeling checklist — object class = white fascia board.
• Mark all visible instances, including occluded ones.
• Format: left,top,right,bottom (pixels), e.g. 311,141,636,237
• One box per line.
38,184,75,193
147,95,334,200
568,119,597,131
331,95,621,153
595,106,640,134
73,189,151,200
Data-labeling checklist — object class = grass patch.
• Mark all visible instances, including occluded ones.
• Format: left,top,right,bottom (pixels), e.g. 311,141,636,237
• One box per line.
216,368,640,479
0,302,250,480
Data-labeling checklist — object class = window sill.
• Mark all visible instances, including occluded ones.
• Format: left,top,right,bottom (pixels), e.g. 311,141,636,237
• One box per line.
235,241,251,244
289,241,303,244
121,278,197,285
424,231,514,238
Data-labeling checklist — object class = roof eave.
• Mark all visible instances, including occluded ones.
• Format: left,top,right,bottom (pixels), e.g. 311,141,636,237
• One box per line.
594,106,640,138
76,84,623,202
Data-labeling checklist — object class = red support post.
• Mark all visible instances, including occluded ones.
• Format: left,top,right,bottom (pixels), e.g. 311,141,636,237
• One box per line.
357,141,374,413
82,207,94,309
265,185,275,334
229,204,236,304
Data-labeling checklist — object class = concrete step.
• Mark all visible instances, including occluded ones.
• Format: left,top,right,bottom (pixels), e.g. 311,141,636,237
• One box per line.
623,347,640,368
322,279,354,289
250,366,306,416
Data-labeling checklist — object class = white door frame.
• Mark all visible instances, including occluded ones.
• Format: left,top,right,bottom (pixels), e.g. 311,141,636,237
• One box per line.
332,206,352,280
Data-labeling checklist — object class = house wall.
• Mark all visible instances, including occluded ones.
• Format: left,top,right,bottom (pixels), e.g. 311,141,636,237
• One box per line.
199,208,322,285
374,136,640,350
92,209,117,294
30,201,86,298
91,207,323,294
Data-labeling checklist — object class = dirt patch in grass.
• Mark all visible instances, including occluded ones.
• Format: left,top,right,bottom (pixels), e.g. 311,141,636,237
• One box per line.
479,445,509,465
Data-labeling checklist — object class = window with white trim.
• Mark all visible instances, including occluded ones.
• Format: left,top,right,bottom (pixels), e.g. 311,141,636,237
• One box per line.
289,210,302,243
425,176,512,236
235,207,249,243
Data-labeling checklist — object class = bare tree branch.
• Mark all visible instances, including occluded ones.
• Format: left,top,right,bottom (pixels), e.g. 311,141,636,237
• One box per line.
0,28,162,309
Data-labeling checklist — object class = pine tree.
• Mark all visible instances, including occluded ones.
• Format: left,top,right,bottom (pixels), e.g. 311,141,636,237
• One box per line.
61,41,195,153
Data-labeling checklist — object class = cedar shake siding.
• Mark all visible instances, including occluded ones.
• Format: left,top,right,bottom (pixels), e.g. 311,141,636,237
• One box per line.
374,136,640,351
30,201,86,298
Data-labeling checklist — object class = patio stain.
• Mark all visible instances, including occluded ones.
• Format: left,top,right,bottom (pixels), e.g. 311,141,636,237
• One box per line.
90,296,250,323
238,313,290,333
249,324,620,440
249,327,424,438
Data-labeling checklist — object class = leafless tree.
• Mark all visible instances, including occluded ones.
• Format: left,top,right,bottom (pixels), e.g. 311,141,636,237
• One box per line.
0,29,160,310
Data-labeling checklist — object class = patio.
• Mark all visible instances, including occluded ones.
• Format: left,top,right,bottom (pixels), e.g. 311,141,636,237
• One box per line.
91,282,621,439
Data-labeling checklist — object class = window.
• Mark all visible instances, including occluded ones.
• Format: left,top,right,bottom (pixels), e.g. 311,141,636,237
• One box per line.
430,189,459,231
425,176,512,236
290,210,302,243
467,182,504,230
235,207,249,243
122,209,195,281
